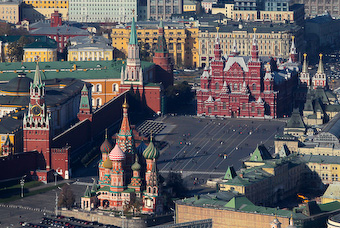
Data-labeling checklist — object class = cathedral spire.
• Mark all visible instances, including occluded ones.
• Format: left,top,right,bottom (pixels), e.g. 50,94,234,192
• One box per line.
119,95,131,136
302,53,308,73
317,53,324,74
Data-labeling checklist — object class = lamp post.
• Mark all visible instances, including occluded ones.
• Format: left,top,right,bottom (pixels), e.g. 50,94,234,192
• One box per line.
20,175,26,198
54,171,58,186
55,191,58,216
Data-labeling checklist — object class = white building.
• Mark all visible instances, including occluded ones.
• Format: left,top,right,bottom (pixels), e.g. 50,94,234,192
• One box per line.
68,0,138,23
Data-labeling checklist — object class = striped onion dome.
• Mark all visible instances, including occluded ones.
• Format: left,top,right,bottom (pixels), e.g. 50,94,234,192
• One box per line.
136,141,147,155
143,140,159,160
131,156,141,171
100,138,113,154
102,158,112,169
109,143,125,161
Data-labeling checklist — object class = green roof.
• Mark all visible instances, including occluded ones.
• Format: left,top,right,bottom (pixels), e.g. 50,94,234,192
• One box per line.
318,201,340,212
123,188,135,193
286,109,305,129
249,144,272,162
0,60,154,81
129,17,138,45
224,166,237,180
224,196,254,209
99,186,110,192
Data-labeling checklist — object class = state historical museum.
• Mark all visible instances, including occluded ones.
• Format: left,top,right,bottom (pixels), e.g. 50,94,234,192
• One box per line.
196,28,299,119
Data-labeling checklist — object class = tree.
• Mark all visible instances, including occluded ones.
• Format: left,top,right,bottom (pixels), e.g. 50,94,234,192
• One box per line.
165,172,187,198
165,81,194,113
139,41,153,62
7,36,34,62
123,197,143,215
58,184,75,209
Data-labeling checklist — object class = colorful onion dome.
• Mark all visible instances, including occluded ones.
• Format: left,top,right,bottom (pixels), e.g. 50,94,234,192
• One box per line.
109,143,125,161
131,155,141,171
143,139,159,160
102,158,112,169
100,138,113,154
136,141,147,155
100,129,113,153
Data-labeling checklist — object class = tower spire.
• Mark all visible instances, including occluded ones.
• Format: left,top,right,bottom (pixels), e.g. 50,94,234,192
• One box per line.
33,62,43,86
214,27,222,60
289,36,298,63
317,53,324,74
251,28,259,62
129,17,138,45
302,53,308,73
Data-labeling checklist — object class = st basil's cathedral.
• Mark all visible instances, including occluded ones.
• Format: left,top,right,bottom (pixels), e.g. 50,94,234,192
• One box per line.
81,98,163,214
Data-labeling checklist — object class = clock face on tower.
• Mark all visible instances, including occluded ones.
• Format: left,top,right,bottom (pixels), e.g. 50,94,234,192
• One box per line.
32,105,42,116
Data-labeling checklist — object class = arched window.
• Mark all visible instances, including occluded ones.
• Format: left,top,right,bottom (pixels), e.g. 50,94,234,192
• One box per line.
252,84,256,91
153,187,157,194
112,83,118,92
234,83,238,90
215,82,219,90
96,84,102,92
96,98,102,107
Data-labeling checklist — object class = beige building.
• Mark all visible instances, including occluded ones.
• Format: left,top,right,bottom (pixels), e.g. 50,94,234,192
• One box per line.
22,0,68,21
198,22,303,68
0,1,20,24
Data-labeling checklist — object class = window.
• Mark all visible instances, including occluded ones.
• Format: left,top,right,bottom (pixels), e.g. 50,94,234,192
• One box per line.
214,105,217,111
208,107,211,113
112,83,118,92
215,82,219,90
95,84,102,92
252,84,256,91
223,102,226,110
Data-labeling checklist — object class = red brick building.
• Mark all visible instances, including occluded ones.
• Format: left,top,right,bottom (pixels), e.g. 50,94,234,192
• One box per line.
196,29,298,118
120,19,173,114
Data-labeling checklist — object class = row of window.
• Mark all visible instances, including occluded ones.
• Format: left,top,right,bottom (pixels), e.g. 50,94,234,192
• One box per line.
93,83,119,93
207,104,262,113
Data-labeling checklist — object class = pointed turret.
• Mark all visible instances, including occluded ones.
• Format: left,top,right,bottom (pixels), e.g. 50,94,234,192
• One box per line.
302,53,308,73
129,154,143,194
84,186,92,197
78,84,92,121
213,27,222,61
91,179,98,193
289,36,298,63
224,166,237,180
129,17,138,45
312,54,327,89
317,53,324,74
33,62,43,86
231,35,239,56
251,28,259,62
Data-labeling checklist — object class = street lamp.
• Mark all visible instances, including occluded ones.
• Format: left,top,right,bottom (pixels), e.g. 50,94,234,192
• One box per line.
54,168,60,186
20,175,26,198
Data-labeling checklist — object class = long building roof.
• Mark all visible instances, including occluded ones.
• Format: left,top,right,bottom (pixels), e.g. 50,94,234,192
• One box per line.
0,60,154,81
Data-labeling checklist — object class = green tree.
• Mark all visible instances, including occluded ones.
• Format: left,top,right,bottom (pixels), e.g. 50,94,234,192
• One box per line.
165,172,188,198
165,81,194,113
7,36,33,62
139,41,153,62
58,184,75,209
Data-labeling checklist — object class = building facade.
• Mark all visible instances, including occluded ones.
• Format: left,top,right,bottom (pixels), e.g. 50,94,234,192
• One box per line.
29,11,89,53
23,39,58,62
196,30,298,118
295,0,340,18
22,0,69,22
198,22,302,68
0,1,20,24
67,36,114,61
81,100,163,214
68,0,137,23
111,21,199,68
147,0,183,20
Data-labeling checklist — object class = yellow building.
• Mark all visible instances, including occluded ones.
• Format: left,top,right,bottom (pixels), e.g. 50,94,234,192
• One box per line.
23,41,58,62
68,36,113,61
111,23,199,68
198,23,302,68
22,0,69,21
0,1,20,24
321,183,340,204
183,0,197,12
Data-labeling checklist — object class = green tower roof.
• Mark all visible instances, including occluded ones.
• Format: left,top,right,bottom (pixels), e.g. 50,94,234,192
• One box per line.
224,166,237,180
129,18,138,45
